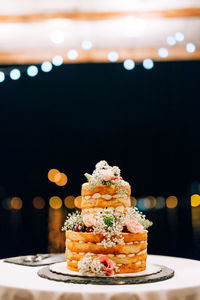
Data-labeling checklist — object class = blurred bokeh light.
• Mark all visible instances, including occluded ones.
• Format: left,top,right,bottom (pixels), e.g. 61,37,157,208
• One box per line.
10,197,23,210
191,194,200,207
48,169,60,182
64,196,75,209
54,173,68,186
49,196,62,209
33,196,45,209
166,196,178,209
130,196,137,207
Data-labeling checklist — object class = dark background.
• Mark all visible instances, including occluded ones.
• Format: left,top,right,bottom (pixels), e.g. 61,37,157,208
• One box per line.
0,61,199,260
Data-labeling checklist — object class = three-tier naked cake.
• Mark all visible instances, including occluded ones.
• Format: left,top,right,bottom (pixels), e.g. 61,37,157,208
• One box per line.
62,161,152,276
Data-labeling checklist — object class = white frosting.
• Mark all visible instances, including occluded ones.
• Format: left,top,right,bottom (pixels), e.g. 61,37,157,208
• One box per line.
92,193,102,199
128,254,135,257
116,254,126,258
137,249,147,255
83,194,130,201
82,206,125,214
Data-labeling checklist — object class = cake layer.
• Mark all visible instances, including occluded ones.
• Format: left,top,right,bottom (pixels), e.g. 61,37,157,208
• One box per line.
65,249,147,264
82,183,131,197
66,259,147,274
65,231,147,243
81,196,131,209
66,239,147,254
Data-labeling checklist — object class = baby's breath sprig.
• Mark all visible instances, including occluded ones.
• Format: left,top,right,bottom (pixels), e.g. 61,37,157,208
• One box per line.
83,160,129,197
62,211,83,231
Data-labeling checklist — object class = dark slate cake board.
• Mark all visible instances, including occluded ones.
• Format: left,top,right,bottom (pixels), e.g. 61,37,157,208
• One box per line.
37,264,174,285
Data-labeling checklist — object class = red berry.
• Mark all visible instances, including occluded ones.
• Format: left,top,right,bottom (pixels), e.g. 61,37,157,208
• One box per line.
86,227,94,232
120,177,123,180
75,225,81,232
122,226,129,233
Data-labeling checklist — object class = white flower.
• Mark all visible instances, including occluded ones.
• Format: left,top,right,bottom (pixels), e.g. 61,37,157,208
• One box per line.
102,169,114,181
95,160,109,170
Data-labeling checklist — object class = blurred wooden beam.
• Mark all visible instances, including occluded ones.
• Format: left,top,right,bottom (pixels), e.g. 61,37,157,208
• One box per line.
0,47,199,64
1,8,200,22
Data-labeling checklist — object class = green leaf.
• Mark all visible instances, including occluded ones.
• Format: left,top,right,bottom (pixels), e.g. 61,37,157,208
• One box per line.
103,215,113,227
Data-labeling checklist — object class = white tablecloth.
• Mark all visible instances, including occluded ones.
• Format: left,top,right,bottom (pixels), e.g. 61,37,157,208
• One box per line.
0,255,200,300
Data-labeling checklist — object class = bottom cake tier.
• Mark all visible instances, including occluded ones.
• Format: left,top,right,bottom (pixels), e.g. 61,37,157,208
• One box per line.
65,231,148,274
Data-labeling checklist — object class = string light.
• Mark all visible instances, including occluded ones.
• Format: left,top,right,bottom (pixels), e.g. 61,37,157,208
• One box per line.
123,59,135,70
0,71,5,83
186,43,196,53
166,36,176,46
67,49,78,60
41,61,53,72
108,51,119,62
27,65,38,77
0,29,193,84
52,55,63,66
175,32,184,42
81,40,92,50
158,48,168,58
143,58,154,70
50,30,64,44
10,69,21,80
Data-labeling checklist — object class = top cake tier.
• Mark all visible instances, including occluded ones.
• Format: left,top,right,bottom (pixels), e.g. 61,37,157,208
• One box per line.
80,160,131,209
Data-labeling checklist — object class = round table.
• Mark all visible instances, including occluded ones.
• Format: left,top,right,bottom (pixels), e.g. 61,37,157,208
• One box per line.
0,255,200,300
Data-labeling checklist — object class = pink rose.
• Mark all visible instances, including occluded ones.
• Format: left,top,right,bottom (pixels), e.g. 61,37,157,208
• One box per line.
102,169,114,181
83,214,94,227
95,255,115,276
126,220,144,233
